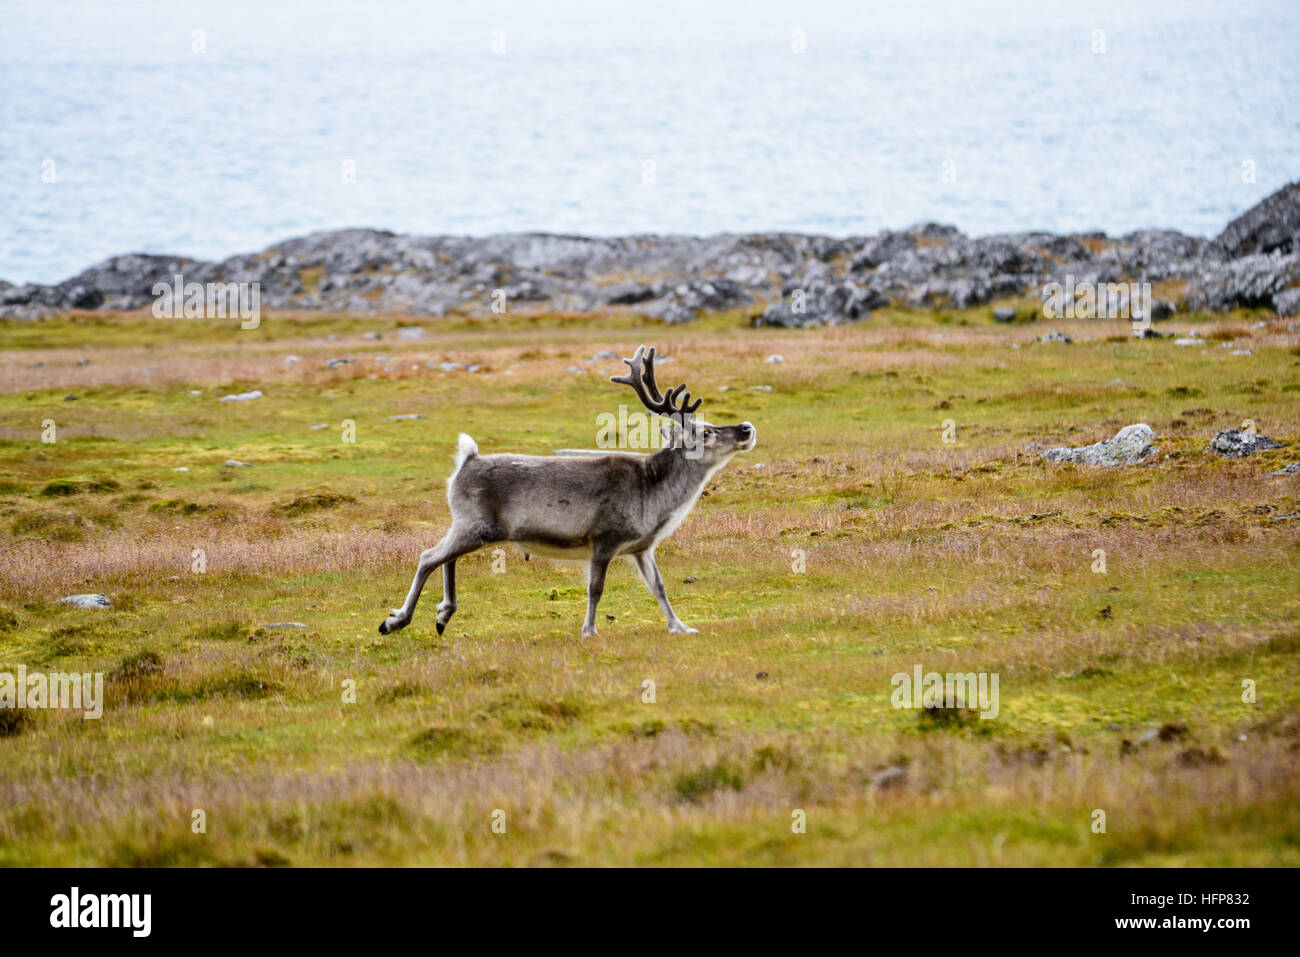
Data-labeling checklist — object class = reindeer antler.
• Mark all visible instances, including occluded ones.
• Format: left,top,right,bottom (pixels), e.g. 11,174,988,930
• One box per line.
611,345,702,417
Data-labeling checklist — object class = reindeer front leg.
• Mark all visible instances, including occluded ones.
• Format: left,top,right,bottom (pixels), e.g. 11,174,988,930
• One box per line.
631,550,697,634
582,549,615,638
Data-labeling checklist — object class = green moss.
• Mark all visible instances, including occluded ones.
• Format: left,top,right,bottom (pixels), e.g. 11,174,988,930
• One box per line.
269,491,358,517
12,511,86,541
673,763,745,803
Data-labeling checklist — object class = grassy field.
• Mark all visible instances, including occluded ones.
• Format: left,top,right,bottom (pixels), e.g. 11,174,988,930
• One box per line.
1,304,1298,866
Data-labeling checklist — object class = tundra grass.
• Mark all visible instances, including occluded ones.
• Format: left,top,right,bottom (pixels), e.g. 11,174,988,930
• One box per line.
0,308,1298,866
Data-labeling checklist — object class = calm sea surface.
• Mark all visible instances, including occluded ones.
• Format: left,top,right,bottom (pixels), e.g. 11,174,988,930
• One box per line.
2,0,1297,283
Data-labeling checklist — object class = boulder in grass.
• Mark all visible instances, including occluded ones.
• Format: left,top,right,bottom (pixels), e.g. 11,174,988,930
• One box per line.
1275,287,1300,318
1039,424,1157,467
1268,462,1300,477
219,390,263,402
1209,429,1285,459
59,594,111,609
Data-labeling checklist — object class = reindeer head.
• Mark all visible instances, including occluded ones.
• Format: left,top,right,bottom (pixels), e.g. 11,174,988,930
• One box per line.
611,345,757,466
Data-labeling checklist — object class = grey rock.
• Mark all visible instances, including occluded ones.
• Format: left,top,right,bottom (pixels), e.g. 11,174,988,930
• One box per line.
604,280,663,305
501,279,549,302
265,621,308,629
59,593,111,609
1268,463,1300,477
218,390,263,402
645,300,696,324
1038,331,1072,343
754,279,884,327
224,459,251,467
992,306,1016,322
1208,180,1299,258
1209,429,1285,458
850,230,917,270
1191,250,1300,313
387,413,427,421
1039,424,1158,467
1274,287,1300,317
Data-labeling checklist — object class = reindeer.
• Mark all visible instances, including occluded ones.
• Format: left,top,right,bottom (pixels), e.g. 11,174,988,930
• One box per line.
378,345,757,638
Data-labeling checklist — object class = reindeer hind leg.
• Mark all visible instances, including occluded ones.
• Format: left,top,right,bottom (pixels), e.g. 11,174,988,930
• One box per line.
380,524,487,635
435,560,458,634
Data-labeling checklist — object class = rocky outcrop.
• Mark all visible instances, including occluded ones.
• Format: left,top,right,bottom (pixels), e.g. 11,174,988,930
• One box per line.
4,183,1299,322
1037,424,1158,467
1208,182,1300,258
1208,429,1285,458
